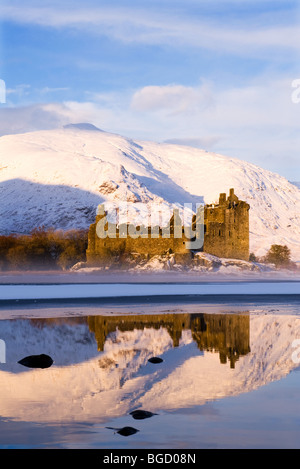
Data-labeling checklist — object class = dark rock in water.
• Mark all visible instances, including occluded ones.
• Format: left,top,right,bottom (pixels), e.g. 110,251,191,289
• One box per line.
18,354,53,369
106,426,139,437
148,357,163,364
130,410,158,420
116,427,139,437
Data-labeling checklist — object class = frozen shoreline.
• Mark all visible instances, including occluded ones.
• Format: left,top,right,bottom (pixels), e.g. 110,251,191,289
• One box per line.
0,280,299,301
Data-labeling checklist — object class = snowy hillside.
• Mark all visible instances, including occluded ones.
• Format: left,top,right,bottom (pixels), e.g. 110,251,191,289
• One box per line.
0,123,299,260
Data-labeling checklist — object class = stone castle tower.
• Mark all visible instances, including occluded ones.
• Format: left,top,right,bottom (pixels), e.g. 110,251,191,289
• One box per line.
204,188,250,260
86,188,250,264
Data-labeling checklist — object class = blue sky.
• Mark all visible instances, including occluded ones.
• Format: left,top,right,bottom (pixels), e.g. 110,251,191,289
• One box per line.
0,0,300,180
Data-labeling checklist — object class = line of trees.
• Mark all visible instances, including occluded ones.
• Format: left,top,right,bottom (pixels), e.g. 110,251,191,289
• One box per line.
0,231,297,272
250,244,297,270
0,228,88,271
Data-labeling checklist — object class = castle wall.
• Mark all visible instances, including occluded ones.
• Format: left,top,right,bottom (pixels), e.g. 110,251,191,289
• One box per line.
204,189,250,261
86,188,250,264
86,223,190,265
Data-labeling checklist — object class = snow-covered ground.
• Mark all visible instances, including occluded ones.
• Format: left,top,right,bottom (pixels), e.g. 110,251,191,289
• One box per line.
0,124,299,261
71,251,299,275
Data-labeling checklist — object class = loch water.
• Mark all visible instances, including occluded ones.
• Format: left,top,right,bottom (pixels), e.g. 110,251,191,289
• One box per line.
0,298,300,449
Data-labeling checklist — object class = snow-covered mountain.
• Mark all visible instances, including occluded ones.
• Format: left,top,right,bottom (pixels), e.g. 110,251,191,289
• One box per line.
0,123,299,260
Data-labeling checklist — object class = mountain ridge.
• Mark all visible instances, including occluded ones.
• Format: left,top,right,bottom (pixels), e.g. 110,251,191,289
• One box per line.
0,124,299,260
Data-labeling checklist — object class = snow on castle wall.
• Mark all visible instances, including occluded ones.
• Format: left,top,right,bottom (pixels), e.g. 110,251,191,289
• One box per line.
86,188,250,265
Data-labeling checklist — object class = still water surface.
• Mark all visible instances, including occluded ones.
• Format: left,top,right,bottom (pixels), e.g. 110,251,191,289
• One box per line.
0,302,300,449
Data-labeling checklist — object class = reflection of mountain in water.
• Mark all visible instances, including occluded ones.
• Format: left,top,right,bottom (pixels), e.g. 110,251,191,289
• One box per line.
88,313,250,368
0,310,300,423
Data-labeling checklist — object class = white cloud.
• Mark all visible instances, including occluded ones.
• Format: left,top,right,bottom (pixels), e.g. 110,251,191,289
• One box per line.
6,84,31,98
40,87,70,94
163,136,223,150
1,3,299,58
131,83,214,114
0,101,116,137
0,74,299,179
1,77,298,137
0,103,72,136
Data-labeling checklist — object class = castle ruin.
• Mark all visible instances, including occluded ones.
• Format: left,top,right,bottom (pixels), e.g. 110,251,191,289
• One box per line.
86,188,250,265
204,188,250,260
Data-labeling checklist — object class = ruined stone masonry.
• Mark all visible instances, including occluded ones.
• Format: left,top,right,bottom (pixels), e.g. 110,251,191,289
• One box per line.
204,188,250,261
86,188,250,265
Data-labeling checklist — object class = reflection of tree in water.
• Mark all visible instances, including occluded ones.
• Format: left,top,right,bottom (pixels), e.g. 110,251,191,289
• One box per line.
88,312,250,368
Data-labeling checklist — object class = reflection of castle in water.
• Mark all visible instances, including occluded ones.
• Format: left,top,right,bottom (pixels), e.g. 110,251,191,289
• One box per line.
88,313,250,369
